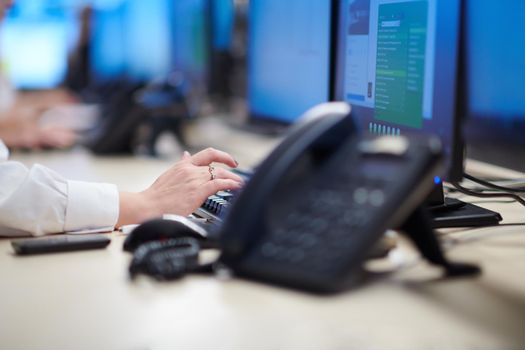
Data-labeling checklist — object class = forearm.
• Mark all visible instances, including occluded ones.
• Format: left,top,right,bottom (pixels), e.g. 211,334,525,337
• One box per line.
116,191,160,228
0,160,119,236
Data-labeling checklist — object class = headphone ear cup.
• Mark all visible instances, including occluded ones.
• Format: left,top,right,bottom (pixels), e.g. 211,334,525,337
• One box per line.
142,248,189,280
123,219,171,252
128,237,201,280
122,218,189,252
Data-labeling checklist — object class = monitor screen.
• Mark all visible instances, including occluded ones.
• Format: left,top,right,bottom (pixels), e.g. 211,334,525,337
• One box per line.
210,0,234,51
90,4,127,82
0,3,77,89
463,1,525,172
91,0,174,83
170,0,209,83
1,20,71,89
248,0,332,125
334,0,462,181
124,0,173,81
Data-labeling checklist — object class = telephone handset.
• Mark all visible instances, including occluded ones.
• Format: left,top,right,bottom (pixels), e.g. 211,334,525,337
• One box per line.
218,102,479,293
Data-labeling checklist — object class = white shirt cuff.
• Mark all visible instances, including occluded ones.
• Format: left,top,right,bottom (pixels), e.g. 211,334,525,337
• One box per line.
64,180,119,233
0,140,9,161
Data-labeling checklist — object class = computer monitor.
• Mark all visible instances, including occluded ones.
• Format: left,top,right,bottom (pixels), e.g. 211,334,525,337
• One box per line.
462,1,525,173
333,0,502,228
90,0,174,84
247,0,333,128
170,0,210,85
90,4,127,83
0,4,76,89
334,0,462,182
210,0,234,52
124,0,173,82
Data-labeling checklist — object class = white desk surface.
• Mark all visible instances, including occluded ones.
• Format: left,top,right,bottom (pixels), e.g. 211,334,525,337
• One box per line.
1,118,524,350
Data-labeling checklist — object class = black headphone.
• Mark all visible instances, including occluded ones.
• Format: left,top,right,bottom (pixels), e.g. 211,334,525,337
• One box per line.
124,218,218,280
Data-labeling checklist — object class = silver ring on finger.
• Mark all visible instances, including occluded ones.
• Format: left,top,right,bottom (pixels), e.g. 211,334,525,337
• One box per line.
208,165,216,181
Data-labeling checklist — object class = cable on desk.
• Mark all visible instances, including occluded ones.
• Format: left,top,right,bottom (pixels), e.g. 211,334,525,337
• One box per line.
441,187,516,204
451,182,525,207
440,224,525,247
468,199,517,205
464,173,525,193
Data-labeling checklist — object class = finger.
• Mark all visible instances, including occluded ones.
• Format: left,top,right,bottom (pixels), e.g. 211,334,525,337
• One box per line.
41,129,76,149
182,151,192,160
204,178,243,194
212,167,244,183
190,148,238,168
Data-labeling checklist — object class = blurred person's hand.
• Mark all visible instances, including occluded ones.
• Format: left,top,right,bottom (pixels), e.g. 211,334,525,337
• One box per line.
117,148,244,226
0,106,77,150
0,123,76,150
15,89,79,113
35,125,77,149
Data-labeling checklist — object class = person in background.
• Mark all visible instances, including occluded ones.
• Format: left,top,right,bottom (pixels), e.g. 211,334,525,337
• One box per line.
0,0,77,150
0,0,244,237
63,5,92,94
0,96,77,149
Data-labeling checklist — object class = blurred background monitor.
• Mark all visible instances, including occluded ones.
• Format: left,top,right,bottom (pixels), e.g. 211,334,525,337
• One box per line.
247,0,333,129
170,0,210,87
1,0,227,98
0,0,78,89
463,0,525,173
210,0,234,52
333,0,463,182
90,0,174,84
123,0,173,82
89,2,127,83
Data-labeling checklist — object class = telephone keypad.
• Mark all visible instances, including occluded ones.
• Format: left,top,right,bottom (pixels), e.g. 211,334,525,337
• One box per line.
254,170,394,275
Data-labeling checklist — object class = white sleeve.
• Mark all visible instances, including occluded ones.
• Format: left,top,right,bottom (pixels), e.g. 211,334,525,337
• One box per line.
0,141,119,237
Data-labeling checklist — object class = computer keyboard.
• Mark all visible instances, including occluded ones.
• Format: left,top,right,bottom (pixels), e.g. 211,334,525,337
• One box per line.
194,190,236,223
194,168,253,223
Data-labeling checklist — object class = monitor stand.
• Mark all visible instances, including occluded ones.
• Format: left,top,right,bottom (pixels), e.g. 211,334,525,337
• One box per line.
426,184,502,228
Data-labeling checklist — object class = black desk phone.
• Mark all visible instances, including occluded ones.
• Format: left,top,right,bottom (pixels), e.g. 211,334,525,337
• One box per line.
127,102,480,291
217,102,479,293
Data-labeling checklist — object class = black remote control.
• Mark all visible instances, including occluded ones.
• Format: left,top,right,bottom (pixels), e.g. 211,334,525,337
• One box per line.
11,235,111,255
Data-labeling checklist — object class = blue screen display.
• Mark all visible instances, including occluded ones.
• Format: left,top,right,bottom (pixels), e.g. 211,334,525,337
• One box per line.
211,0,234,51
0,1,77,89
124,0,173,81
1,20,72,89
463,1,525,171
91,0,174,83
91,0,206,83
465,1,525,120
248,0,332,124
171,0,209,81
90,4,127,81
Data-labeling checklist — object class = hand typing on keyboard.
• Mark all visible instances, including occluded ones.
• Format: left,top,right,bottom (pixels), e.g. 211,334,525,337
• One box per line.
118,148,244,227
